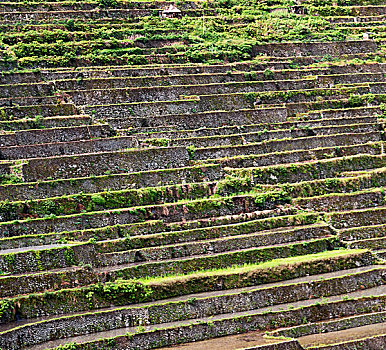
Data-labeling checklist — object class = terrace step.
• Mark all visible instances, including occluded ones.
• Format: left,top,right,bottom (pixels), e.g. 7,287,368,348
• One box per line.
1,28,184,46
0,1,199,12
301,323,386,349
38,61,292,80
34,62,386,81
84,86,371,119
0,103,78,119
18,145,189,181
328,206,386,229
0,265,98,298
140,123,378,149
376,249,386,259
339,223,386,241
228,153,386,185
205,142,382,170
0,135,138,160
345,236,386,250
54,68,329,91
195,131,381,161
11,41,192,61
108,107,288,130
312,5,386,17
67,78,318,105
282,167,386,200
272,96,380,117
124,115,379,139
96,212,320,248
302,105,381,121
0,9,204,24
0,70,43,85
0,123,114,147
0,163,222,201
0,115,93,131
265,311,386,349
251,40,377,57
295,188,386,212
0,81,54,98
0,1,385,349
328,15,386,23
0,95,60,107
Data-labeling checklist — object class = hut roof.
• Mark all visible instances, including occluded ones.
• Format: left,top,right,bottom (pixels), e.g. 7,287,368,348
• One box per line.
163,5,181,13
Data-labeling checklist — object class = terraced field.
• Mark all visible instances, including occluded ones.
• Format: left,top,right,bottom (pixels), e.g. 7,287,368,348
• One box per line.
0,0,386,349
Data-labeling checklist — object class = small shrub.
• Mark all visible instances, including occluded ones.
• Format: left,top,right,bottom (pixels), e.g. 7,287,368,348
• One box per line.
98,0,117,8
262,69,274,80
346,94,364,108
91,194,106,206
187,145,196,160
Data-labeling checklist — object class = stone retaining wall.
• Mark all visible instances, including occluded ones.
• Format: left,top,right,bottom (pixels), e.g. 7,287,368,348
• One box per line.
21,146,189,181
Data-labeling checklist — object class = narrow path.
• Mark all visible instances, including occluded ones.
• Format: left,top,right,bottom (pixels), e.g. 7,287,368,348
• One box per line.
298,322,386,348
0,243,74,255
158,330,282,350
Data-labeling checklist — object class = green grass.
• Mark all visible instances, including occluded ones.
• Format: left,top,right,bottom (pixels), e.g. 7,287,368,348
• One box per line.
140,249,368,285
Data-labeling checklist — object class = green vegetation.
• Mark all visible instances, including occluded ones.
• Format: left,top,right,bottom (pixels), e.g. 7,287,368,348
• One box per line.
98,0,118,8
0,0,357,68
0,298,15,320
0,0,385,348
138,249,367,285
89,279,153,303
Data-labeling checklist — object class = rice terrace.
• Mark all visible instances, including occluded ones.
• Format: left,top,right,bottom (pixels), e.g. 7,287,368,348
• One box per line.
0,0,386,349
